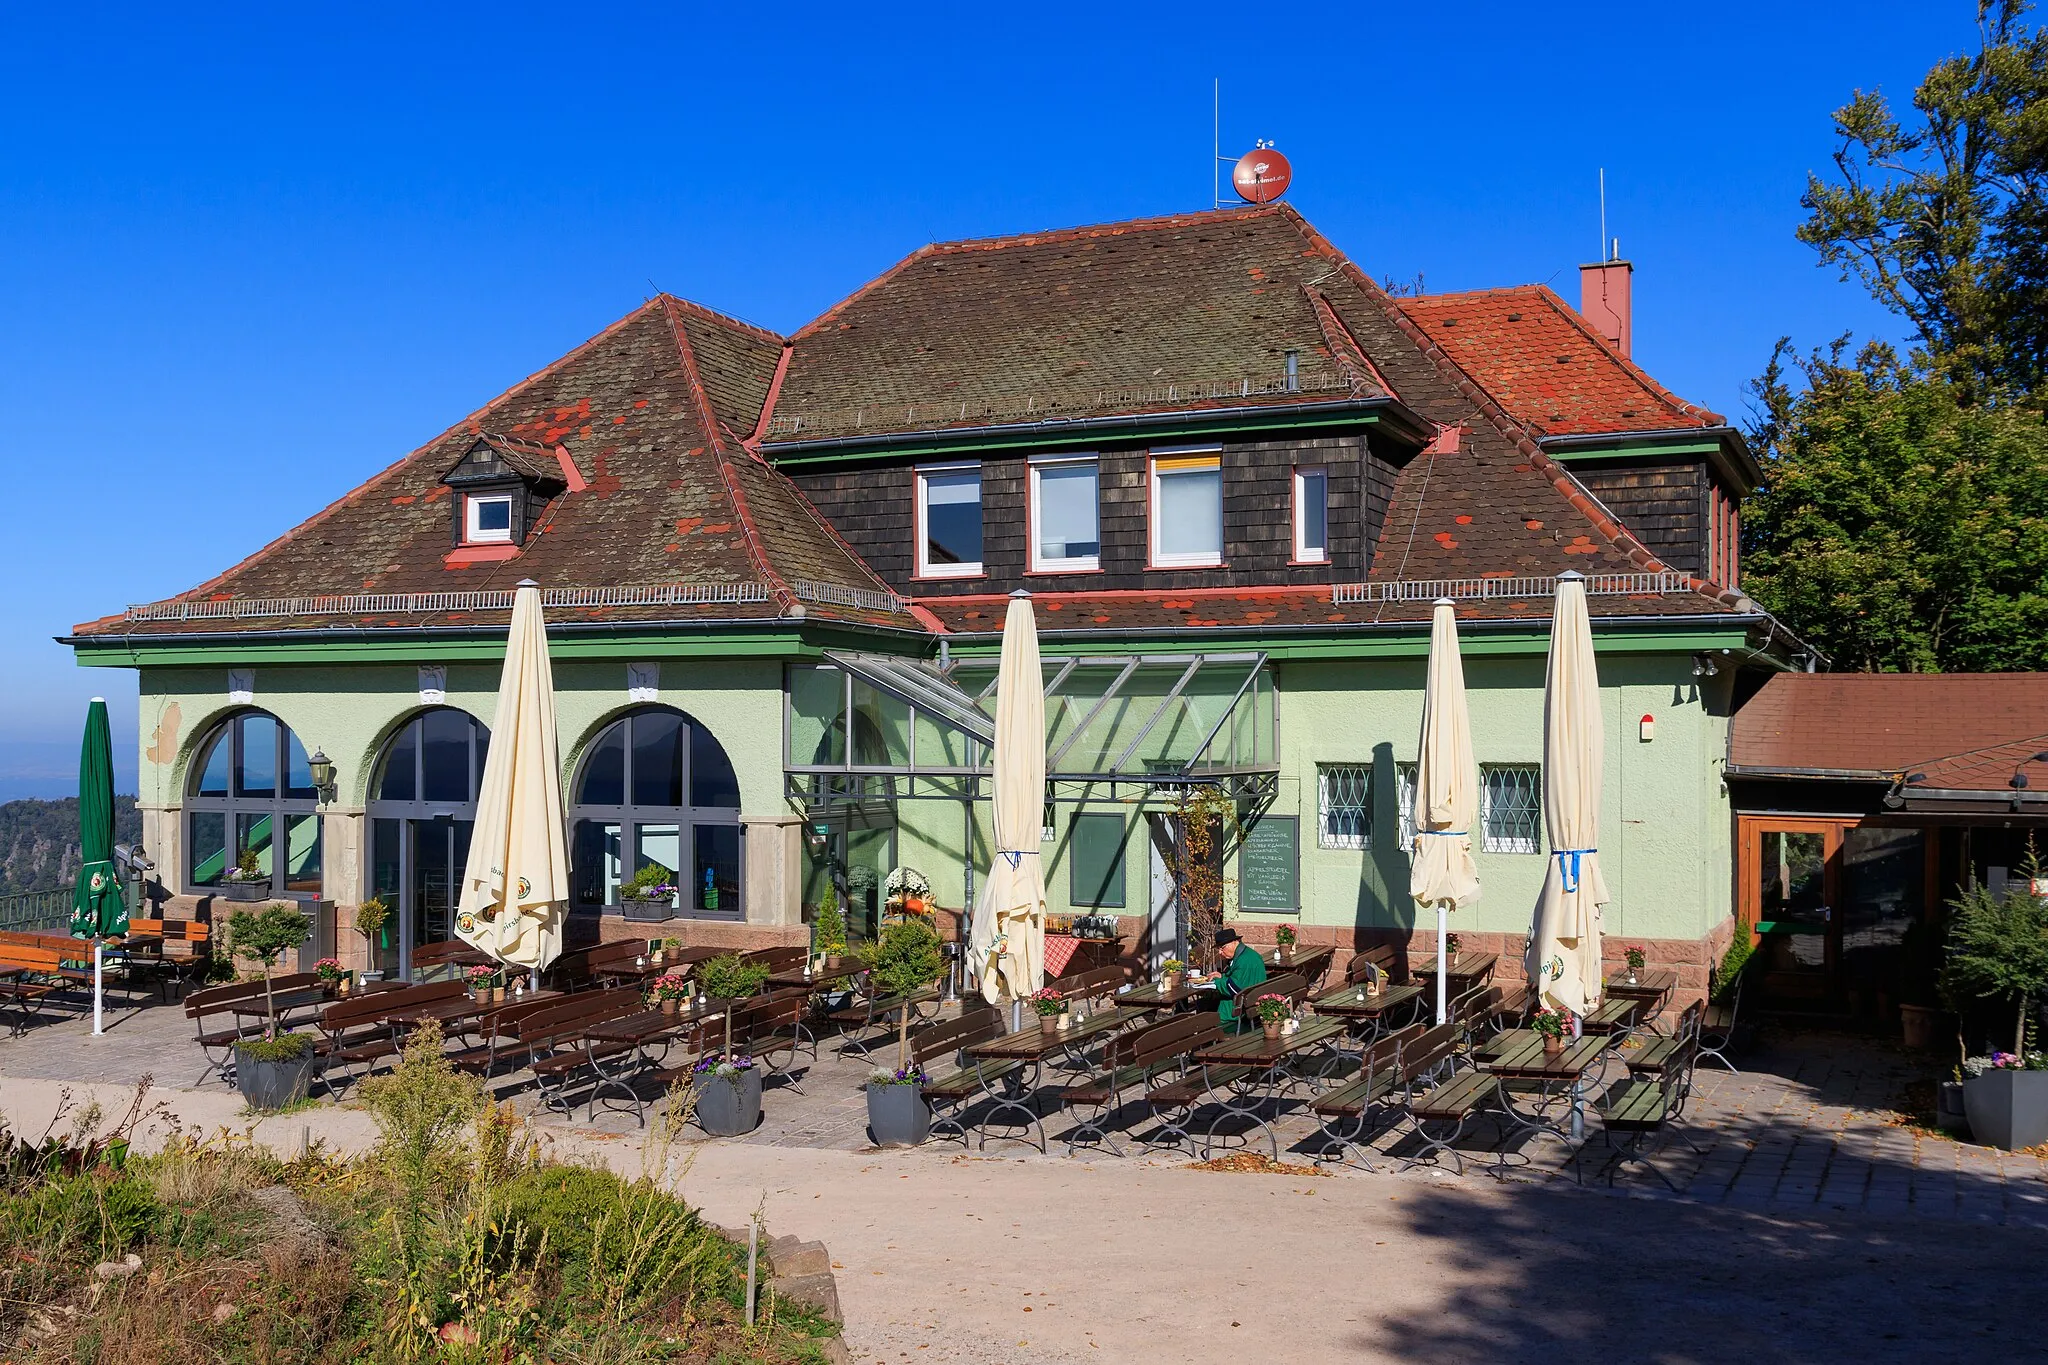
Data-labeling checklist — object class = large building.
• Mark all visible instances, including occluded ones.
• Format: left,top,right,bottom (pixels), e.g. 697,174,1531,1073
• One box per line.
69,204,1799,1004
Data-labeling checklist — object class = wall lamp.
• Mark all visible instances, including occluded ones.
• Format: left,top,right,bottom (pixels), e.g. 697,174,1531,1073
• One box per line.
307,749,338,806
1691,653,1719,678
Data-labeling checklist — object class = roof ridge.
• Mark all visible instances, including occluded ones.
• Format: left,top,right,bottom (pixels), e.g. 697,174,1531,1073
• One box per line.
660,293,787,347
1526,285,1724,426
660,297,795,612
149,299,670,610
1275,213,1745,611
1305,287,1397,400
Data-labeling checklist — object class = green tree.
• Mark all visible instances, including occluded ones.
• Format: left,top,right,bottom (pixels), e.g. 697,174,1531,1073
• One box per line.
224,903,311,1041
1743,339,2048,671
1799,0,2048,400
1941,870,2048,1051
865,916,945,1070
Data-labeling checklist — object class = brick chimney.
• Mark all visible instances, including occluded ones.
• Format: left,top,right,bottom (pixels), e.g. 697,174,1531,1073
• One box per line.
1579,258,1633,357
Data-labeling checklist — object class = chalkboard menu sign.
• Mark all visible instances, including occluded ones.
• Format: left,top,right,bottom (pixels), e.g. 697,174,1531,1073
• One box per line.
1238,814,1300,912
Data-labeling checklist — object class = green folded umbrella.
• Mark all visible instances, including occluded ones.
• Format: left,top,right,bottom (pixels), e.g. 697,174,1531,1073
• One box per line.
71,697,128,939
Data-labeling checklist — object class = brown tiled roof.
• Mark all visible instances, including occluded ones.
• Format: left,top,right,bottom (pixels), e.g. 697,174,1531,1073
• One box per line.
767,207,1392,441
1397,286,1723,438
1730,673,2048,790
79,299,905,637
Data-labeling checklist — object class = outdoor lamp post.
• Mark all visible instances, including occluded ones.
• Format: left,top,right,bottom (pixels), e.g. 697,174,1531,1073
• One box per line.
308,749,337,806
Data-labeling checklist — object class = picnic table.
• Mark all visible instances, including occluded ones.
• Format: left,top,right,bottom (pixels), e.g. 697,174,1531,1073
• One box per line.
1263,945,1335,983
580,999,731,1116
965,1010,1133,1149
1188,1014,1349,1158
227,987,331,1027
1477,1027,1618,1157
1603,968,1677,1032
594,947,721,987
1311,979,1427,1040
764,956,863,989
1114,978,1215,1010
1411,951,1500,1003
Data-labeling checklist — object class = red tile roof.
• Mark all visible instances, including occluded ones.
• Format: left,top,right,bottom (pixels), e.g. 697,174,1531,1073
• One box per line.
1730,673,2048,790
1397,286,1722,438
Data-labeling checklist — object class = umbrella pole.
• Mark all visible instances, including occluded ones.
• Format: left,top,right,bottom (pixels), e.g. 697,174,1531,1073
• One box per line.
1435,904,1447,1025
92,941,104,1036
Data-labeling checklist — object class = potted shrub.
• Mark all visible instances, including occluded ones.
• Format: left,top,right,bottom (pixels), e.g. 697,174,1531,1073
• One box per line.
1622,945,1647,985
862,915,945,1147
353,896,391,966
1943,874,2048,1149
1532,1004,1568,1056
1275,925,1297,965
1029,986,1066,1036
690,1053,760,1136
1160,957,1186,992
811,884,848,968
220,848,272,902
1249,991,1291,1042
225,904,316,1110
620,862,678,923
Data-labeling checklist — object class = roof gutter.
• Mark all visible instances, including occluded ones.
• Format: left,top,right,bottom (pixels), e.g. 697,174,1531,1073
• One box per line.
940,610,1789,645
759,395,1434,461
59,615,936,650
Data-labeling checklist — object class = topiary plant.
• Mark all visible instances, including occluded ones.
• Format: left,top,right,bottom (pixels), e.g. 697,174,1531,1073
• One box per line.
812,883,848,957
1941,866,2048,1054
866,915,945,1071
225,903,312,1044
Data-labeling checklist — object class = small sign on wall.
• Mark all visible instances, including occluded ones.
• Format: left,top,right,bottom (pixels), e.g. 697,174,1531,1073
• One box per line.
628,662,660,703
418,665,447,705
227,670,254,704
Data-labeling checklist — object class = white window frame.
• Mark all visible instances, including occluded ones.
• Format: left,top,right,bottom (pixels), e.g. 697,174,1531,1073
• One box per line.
1293,464,1330,564
1028,455,1101,573
915,462,984,579
1148,446,1224,569
1316,764,1370,850
1395,762,1417,853
1480,764,1543,855
465,494,514,544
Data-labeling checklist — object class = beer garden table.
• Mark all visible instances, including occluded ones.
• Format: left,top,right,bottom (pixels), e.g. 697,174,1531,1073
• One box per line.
1114,978,1216,1010
965,1009,1136,1149
1189,1014,1349,1159
1476,1027,1618,1160
764,956,864,990
1311,980,1427,1043
1603,968,1678,1033
581,998,733,1117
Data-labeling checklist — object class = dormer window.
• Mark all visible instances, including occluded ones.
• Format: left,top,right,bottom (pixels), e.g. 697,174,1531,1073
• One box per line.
466,494,515,544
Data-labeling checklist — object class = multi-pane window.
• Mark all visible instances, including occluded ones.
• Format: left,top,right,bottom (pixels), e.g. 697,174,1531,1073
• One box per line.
465,494,513,544
185,710,323,897
1481,765,1543,854
1149,448,1223,568
1317,764,1371,849
916,464,983,577
1318,762,1419,852
1029,456,1100,571
1293,465,1329,563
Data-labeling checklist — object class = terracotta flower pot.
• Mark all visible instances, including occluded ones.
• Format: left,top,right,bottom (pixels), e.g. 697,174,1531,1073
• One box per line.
661,998,679,1016
1542,1034,1565,1056
1262,1021,1282,1042
1040,1016,1058,1037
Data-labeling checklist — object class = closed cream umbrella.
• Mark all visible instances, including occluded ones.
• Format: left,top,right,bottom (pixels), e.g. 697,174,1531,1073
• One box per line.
968,591,1046,1018
1524,570,1608,1020
1410,599,1480,1024
455,580,570,974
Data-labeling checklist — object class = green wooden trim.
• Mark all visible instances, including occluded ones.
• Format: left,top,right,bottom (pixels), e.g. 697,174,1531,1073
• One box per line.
944,624,1762,661
762,409,1391,467
1545,440,1722,463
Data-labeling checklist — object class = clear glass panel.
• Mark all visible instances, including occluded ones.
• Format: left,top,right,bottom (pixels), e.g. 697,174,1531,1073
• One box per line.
923,469,983,568
284,812,323,894
578,722,627,805
631,711,687,809
421,708,473,804
1317,764,1370,850
694,824,741,915
571,819,623,907
850,681,911,768
189,812,227,885
475,728,490,791
634,824,684,908
1299,468,1328,556
236,714,277,798
914,708,981,770
411,820,461,947
788,666,846,768
1035,462,1099,562
1480,767,1542,854
1070,812,1127,908
474,498,511,533
283,728,317,801
379,720,418,802
1156,467,1222,560
689,720,741,808
236,812,277,883
372,818,403,903
1758,830,1830,975
1842,827,1923,989
194,727,231,798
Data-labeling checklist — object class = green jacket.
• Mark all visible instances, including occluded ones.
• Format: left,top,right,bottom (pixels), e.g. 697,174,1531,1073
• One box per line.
1214,947,1269,1031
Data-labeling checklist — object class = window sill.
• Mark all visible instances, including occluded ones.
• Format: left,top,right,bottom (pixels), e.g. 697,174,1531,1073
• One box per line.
1145,561,1226,572
913,568,987,583
1024,565,1104,577
1288,555,1331,568
444,544,523,567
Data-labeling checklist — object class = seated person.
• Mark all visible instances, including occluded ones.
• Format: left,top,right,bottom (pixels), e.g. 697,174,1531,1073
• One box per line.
1204,927,1267,1033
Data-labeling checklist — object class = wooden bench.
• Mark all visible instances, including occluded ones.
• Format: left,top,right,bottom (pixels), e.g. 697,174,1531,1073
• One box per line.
184,972,321,1083
728,987,814,1092
829,983,940,1058
906,1006,1023,1146
1387,1021,1475,1173
1308,1022,1426,1169
1056,1011,1217,1155
1039,964,1126,1015
1627,999,1704,1079
1139,1019,1240,1153
522,988,651,1113
123,917,213,998
0,932,90,1032
544,939,651,993
409,938,495,982
740,946,808,976
312,980,468,1090
1590,1038,1699,1189
446,993,576,1075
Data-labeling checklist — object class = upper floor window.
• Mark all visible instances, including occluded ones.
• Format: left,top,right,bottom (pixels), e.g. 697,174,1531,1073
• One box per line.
916,464,983,578
1149,448,1223,568
465,494,514,544
1030,456,1100,572
1481,765,1542,854
1293,465,1329,563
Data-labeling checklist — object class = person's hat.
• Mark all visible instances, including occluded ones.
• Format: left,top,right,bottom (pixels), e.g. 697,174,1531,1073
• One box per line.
1214,927,1240,948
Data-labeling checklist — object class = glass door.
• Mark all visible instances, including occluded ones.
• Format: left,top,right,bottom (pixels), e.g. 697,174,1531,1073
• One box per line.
1741,819,1839,1003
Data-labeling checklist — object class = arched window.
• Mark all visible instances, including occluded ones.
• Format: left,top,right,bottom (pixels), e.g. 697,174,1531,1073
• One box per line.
365,709,491,969
185,710,322,897
570,706,742,920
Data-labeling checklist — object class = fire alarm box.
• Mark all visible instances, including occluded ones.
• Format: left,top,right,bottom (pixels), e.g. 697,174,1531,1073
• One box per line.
1639,714,1655,742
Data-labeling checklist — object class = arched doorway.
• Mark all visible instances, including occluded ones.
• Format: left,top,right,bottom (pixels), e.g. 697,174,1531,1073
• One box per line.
365,707,490,977
569,706,742,920
184,710,323,898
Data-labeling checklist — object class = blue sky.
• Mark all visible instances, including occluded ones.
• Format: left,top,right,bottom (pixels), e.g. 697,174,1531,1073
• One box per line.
0,1,1976,800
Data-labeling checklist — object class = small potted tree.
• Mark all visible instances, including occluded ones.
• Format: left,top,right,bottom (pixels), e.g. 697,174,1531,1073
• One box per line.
225,903,315,1109
863,915,945,1146
353,897,391,975
1943,873,2048,1149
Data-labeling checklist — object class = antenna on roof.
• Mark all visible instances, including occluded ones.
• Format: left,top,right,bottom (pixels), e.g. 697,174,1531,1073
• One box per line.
1599,167,1607,262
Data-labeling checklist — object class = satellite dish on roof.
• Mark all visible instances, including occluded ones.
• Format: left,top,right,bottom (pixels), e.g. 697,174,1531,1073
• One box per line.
1231,143,1292,203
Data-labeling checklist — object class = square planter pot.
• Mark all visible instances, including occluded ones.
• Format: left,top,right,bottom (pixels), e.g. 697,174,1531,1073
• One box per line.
235,1048,315,1111
866,1083,931,1147
1962,1069,2048,1151
618,900,676,924
693,1068,762,1136
1936,1081,1971,1136
221,882,274,902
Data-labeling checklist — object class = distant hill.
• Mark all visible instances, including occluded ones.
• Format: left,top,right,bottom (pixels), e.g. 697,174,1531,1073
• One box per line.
0,796,142,895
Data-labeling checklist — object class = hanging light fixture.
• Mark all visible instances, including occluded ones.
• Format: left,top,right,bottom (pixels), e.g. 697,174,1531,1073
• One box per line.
307,749,337,806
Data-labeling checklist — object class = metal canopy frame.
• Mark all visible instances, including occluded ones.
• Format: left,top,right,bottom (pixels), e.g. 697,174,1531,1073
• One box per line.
791,649,1278,807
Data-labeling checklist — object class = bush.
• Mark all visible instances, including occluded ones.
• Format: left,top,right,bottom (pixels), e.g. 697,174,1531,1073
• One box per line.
358,1022,483,1216
236,1032,314,1063
1941,872,2048,1052
1712,928,1757,1005
696,951,769,1001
